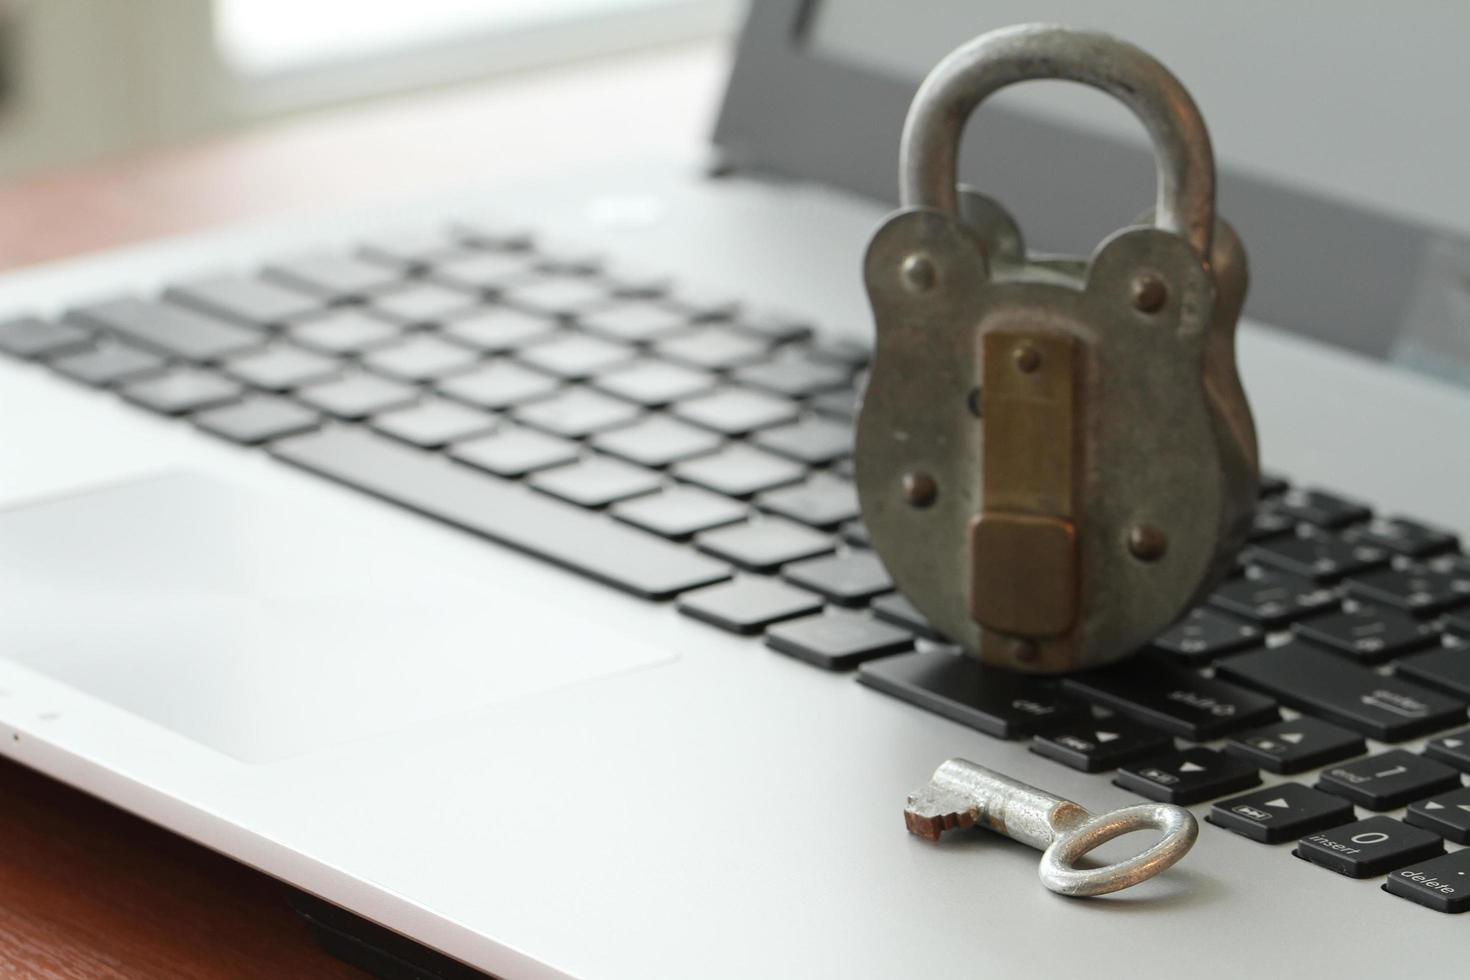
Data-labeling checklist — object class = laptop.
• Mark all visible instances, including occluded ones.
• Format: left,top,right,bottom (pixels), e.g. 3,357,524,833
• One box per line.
2,0,1468,976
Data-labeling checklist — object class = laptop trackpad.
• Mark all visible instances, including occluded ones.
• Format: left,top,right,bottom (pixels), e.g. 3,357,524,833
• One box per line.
0,472,674,762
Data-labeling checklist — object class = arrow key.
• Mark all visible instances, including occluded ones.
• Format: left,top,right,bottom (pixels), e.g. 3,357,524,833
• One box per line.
1424,729,1470,773
1224,715,1366,774
1405,786,1470,844
1209,782,1355,843
1114,747,1260,805
1030,717,1174,773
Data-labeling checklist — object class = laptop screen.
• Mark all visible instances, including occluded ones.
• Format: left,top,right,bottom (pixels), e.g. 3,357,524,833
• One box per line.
809,0,1470,240
717,1,1470,385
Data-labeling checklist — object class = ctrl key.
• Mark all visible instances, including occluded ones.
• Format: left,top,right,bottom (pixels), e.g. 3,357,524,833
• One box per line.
1385,849,1470,913
1296,816,1443,878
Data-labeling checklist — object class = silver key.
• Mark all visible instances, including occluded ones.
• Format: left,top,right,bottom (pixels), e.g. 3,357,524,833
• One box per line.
904,758,1198,897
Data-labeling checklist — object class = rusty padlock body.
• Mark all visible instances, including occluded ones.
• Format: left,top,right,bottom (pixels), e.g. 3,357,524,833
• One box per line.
856,25,1259,674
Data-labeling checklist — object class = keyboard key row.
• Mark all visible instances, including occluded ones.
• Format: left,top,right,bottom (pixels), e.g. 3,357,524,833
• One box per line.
271,426,731,600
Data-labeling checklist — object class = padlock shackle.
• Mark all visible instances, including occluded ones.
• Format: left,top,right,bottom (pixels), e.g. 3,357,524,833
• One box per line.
899,24,1215,263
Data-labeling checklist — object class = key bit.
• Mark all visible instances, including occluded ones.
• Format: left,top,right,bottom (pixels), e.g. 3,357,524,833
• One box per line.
903,785,979,842
903,758,1198,897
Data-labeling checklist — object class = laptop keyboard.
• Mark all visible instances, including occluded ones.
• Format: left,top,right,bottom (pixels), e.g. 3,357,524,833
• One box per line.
2,221,1468,912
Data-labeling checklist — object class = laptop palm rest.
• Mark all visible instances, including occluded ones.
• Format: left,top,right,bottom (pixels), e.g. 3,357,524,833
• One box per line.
0,471,673,763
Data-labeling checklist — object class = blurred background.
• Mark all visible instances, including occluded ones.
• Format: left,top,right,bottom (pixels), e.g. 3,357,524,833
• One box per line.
0,0,738,179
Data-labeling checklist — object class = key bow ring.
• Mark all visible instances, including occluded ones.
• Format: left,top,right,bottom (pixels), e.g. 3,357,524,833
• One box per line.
905,758,1198,897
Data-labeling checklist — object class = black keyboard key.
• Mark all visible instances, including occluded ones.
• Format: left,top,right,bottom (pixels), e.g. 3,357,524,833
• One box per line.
589,415,721,468
756,474,860,529
0,316,92,359
51,341,166,387
1217,642,1467,741
810,388,858,422
1296,816,1443,878
436,359,559,410
165,274,319,327
194,394,319,444
676,577,822,634
670,444,805,498
1249,506,1297,542
1030,718,1173,773
781,551,892,606
1208,783,1356,844
70,297,261,362
1274,487,1372,528
1317,750,1462,810
751,416,851,465
840,519,870,548
1448,613,1470,638
1223,716,1366,774
610,486,747,539
806,337,869,367
264,251,402,298
223,344,339,391
370,398,496,449
501,276,614,317
357,227,465,269
368,283,476,326
441,307,559,352
870,592,944,641
731,352,849,398
290,309,402,355
592,358,714,406
1249,531,1390,582
448,425,578,477
1384,848,1470,913
731,310,813,344
361,335,480,382
857,650,1086,738
1346,566,1470,616
653,325,767,370
765,611,913,670
664,284,741,320
1424,729,1470,772
1258,472,1290,497
1404,786,1470,845
1209,567,1340,627
528,456,661,508
272,427,730,599
512,387,641,439
516,332,632,379
297,371,419,419
430,251,539,291
696,518,834,572
1294,605,1442,663
1348,516,1460,559
578,302,690,343
1061,662,1278,739
1114,747,1260,805
1393,646,1470,702
671,387,800,436
1149,607,1263,661
121,368,242,415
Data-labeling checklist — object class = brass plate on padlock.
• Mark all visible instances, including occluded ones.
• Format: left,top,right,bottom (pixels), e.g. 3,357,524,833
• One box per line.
969,329,1079,638
970,513,1076,637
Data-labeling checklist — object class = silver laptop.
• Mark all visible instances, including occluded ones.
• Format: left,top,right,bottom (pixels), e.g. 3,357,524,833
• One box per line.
2,1,1468,976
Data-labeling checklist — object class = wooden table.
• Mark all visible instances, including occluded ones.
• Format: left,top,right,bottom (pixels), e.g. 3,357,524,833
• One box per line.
0,42,722,978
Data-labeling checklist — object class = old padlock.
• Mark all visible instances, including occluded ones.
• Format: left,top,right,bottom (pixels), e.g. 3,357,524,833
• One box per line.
855,24,1259,674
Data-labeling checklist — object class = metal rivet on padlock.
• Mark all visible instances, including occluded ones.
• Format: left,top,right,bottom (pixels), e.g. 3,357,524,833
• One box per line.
856,24,1259,674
